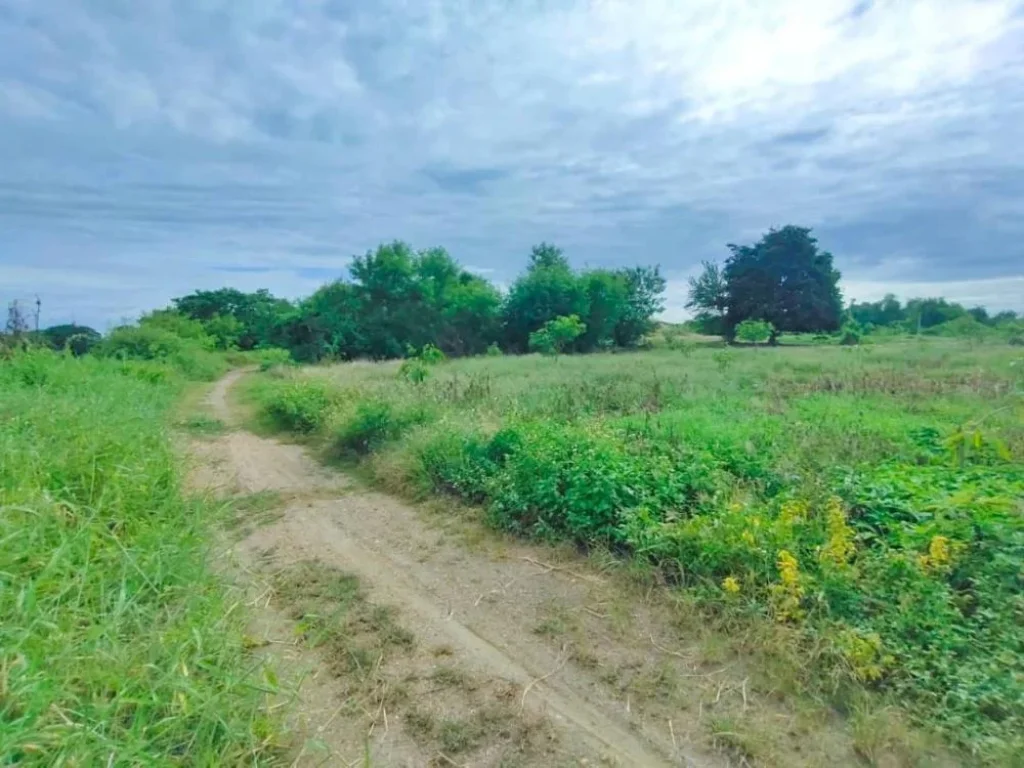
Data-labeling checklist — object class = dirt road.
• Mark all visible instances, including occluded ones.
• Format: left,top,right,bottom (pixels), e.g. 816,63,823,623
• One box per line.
191,370,745,766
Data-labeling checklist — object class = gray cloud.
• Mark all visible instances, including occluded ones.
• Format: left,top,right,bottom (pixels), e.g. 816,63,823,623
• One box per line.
1,0,1023,327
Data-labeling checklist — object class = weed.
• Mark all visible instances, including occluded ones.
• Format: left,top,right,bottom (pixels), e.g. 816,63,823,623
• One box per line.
0,350,288,765
178,412,228,436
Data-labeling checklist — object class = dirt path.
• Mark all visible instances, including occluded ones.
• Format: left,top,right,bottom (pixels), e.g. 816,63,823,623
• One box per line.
193,370,862,767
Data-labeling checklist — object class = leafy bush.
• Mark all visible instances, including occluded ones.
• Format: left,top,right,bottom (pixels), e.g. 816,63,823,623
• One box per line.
256,347,294,371
734,318,774,345
838,321,862,346
334,399,432,454
98,324,226,381
262,378,335,433
529,314,586,355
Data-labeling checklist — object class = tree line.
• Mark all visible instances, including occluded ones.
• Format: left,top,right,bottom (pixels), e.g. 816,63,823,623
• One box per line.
16,241,666,361
11,226,1021,360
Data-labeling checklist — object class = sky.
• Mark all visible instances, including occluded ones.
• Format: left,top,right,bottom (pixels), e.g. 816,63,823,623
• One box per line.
1,0,1022,328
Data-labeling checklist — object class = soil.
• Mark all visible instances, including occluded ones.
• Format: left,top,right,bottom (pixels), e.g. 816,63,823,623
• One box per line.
187,370,870,767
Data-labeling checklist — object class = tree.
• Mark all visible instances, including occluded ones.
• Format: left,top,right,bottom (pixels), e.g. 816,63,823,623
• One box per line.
580,269,630,351
967,306,990,325
203,314,244,350
173,288,293,350
528,242,570,271
529,314,586,355
503,243,589,352
723,226,843,343
279,280,365,362
904,298,967,331
614,265,666,347
41,324,101,356
686,261,727,311
849,294,904,328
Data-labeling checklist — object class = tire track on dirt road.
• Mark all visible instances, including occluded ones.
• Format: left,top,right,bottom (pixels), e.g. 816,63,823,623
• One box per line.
205,369,714,767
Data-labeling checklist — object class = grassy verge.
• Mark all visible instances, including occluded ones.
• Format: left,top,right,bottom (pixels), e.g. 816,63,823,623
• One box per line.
245,340,1024,763
0,349,288,765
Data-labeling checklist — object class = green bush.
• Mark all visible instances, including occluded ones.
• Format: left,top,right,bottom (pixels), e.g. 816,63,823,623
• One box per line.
256,347,294,371
334,399,432,455
98,324,226,381
528,314,586,355
263,378,335,433
734,318,774,345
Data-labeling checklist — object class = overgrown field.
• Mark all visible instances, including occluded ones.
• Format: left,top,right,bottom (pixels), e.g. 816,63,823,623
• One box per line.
249,339,1024,762
0,350,286,764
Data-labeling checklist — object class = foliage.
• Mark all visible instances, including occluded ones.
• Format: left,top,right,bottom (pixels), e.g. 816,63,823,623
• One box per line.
0,350,286,764
723,226,843,341
98,323,227,381
838,320,862,346
173,287,293,350
528,314,587,355
40,324,101,355
249,340,1024,759
686,261,729,336
260,377,335,433
734,318,774,345
398,343,447,383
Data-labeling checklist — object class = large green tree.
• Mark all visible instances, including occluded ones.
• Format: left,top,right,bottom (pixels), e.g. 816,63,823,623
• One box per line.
849,293,904,328
685,261,729,335
502,243,590,352
723,226,843,342
173,288,292,350
41,324,101,356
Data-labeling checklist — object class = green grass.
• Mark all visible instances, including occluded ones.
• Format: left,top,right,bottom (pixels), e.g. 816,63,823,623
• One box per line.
0,349,287,765
248,338,1024,762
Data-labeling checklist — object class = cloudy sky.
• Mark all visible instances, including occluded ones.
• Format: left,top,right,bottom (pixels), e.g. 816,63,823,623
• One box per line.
1,0,1022,328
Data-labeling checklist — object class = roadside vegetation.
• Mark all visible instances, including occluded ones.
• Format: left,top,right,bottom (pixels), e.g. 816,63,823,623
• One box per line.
247,339,1023,763
0,347,289,765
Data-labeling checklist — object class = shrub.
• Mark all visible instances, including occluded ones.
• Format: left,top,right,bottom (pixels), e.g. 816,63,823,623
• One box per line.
334,399,431,454
734,318,774,345
839,321,862,346
263,378,334,433
529,315,586,355
256,347,294,371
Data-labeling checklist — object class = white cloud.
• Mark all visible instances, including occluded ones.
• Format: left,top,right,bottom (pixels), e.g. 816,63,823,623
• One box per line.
1,0,1022,325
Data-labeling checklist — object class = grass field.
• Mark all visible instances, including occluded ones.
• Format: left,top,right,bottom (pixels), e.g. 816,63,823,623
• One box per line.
0,350,286,765
249,338,1024,762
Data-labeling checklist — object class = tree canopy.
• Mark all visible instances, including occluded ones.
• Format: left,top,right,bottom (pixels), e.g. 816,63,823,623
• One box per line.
169,241,664,361
688,226,843,342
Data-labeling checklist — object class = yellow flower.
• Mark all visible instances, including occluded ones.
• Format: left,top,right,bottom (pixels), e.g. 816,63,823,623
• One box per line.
779,499,808,525
722,576,741,594
741,530,756,547
918,535,960,572
820,496,855,568
771,549,805,622
836,629,889,682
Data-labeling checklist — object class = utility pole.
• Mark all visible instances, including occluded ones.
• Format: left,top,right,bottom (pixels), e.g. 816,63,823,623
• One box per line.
34,295,41,332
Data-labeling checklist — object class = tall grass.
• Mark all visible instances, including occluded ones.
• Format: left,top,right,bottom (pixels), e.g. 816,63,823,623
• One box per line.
0,350,286,765
248,340,1024,761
